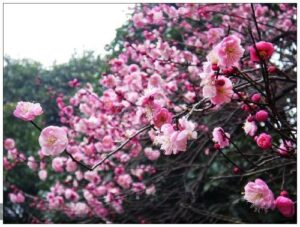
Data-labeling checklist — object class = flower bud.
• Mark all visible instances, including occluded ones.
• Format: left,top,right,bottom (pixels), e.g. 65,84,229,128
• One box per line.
255,110,269,122
275,196,295,218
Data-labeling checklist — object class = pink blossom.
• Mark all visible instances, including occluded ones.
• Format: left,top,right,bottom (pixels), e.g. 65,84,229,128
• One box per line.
132,182,146,194
251,93,261,102
116,174,133,189
66,158,77,172
52,157,65,172
144,147,160,161
216,35,245,68
256,133,272,150
243,119,257,137
9,192,25,204
202,76,234,105
154,124,188,155
212,127,230,149
4,138,15,150
244,178,275,211
255,110,269,122
38,126,68,156
64,189,79,202
146,184,156,195
277,140,294,156
153,108,173,129
27,156,38,170
13,101,43,121
178,117,197,140
38,169,48,181
84,171,101,184
275,196,295,218
249,41,274,62
207,27,224,44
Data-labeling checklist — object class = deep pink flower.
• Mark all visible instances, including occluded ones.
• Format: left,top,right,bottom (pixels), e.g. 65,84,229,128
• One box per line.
216,35,245,68
251,93,261,102
13,101,43,121
255,110,269,122
153,108,173,129
244,178,275,211
249,41,274,62
256,133,272,150
275,196,295,218
212,127,230,149
38,126,68,156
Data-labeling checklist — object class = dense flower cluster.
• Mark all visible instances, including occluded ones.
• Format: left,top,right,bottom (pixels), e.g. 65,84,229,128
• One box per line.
4,3,296,223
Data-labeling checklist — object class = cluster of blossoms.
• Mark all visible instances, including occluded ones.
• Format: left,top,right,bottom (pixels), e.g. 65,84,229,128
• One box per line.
244,179,295,218
4,3,296,223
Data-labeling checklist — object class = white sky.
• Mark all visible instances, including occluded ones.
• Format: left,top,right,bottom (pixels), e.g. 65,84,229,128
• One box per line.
4,4,134,67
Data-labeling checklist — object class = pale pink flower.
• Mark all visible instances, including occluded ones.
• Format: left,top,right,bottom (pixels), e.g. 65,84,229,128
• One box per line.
249,41,274,62
27,156,38,170
132,182,146,194
52,157,65,172
66,158,77,172
38,169,48,181
207,27,224,44
212,127,230,148
178,117,197,140
116,174,133,189
4,138,15,150
154,124,188,155
277,140,294,156
243,118,257,137
275,196,295,218
146,184,156,195
38,126,68,156
216,35,245,68
144,147,160,161
13,101,43,121
9,192,25,204
153,108,173,129
244,178,275,211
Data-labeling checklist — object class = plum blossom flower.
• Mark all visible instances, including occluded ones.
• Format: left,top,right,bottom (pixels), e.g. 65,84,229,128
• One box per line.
178,117,198,140
244,178,275,211
215,35,245,68
256,133,272,150
212,127,230,149
249,41,274,62
13,101,43,121
153,108,173,129
277,140,294,156
116,174,133,189
154,124,188,155
9,192,25,204
206,27,224,44
275,196,295,218
202,76,234,105
38,126,68,156
144,147,160,161
38,169,48,181
243,117,257,137
4,138,15,150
